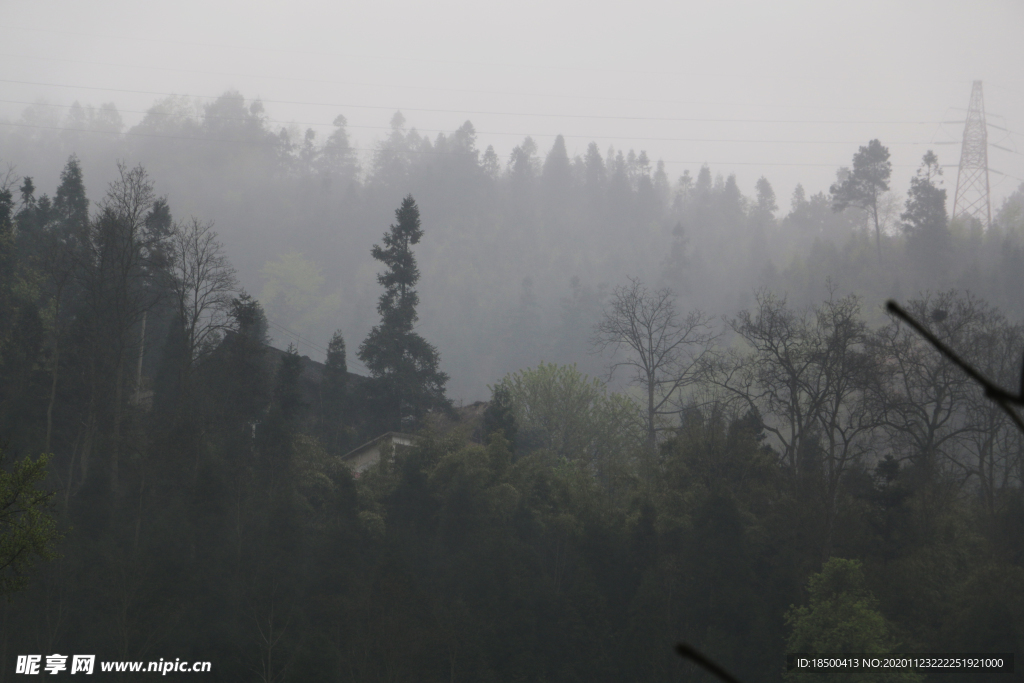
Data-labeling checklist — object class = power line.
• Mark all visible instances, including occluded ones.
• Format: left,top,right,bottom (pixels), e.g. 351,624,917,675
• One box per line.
992,143,1022,156
0,120,967,170
989,168,1024,183
944,119,1013,133
265,318,329,357
0,78,945,126
263,319,370,374
0,98,956,147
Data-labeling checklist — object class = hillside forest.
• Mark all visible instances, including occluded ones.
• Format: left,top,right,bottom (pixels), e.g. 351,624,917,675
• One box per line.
0,93,1023,681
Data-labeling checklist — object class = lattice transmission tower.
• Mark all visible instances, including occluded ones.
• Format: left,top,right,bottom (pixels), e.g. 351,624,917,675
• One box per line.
952,80,991,229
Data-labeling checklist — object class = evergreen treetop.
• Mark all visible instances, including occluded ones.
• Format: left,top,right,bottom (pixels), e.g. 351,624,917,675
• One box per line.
372,194,422,324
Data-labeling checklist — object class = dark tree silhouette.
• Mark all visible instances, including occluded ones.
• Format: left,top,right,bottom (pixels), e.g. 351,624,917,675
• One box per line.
830,139,891,263
357,196,449,432
592,276,716,450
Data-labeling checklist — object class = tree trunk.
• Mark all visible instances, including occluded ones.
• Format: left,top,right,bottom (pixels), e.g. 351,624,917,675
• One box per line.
133,311,146,406
134,470,145,552
111,359,124,496
63,432,81,510
80,400,96,485
44,298,62,454
872,202,882,265
45,341,59,454
647,374,656,452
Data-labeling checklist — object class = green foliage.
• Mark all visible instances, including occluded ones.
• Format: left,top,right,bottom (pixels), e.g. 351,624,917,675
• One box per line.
260,251,340,336
482,381,518,447
0,451,62,597
785,558,922,682
664,405,777,504
0,139,1023,683
291,433,353,528
494,362,642,468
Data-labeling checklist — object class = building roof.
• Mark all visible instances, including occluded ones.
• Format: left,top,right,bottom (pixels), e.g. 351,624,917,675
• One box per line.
341,431,420,462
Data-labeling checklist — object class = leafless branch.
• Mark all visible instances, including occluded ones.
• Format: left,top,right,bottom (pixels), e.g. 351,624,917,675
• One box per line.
592,276,718,447
886,300,1024,434
167,216,238,374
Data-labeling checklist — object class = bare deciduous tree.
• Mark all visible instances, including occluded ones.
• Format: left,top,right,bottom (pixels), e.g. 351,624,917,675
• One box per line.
592,277,717,449
712,288,880,557
711,290,817,473
166,217,237,393
962,314,1024,513
879,292,1024,510
869,292,980,475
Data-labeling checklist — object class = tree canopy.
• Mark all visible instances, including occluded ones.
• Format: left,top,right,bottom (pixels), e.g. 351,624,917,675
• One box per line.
830,139,892,262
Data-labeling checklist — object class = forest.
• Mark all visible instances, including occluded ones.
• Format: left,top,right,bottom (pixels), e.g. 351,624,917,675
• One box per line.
0,93,1023,682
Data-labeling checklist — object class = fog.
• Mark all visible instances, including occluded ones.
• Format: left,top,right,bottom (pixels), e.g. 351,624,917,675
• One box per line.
6,0,1023,203
3,0,1023,401
1,2,1024,679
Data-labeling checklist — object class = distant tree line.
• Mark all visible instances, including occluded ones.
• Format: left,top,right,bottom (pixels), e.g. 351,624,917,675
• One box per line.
0,114,1022,681
5,93,1024,399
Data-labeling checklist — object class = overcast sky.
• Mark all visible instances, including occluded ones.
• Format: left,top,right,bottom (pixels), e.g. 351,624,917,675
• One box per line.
2,0,1023,210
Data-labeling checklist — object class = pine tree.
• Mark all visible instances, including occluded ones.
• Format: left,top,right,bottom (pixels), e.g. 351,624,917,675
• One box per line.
357,196,448,432
323,330,348,402
0,185,19,434
0,185,14,326
901,151,949,273
542,135,572,218
273,344,305,423
830,139,892,263
754,176,778,218
217,292,270,436
53,156,89,247
321,330,350,453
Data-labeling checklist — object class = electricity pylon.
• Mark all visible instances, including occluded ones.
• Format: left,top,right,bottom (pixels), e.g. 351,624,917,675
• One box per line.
952,80,991,229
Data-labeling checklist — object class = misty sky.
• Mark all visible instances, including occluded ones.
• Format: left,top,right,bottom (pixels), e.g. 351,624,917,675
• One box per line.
3,0,1023,209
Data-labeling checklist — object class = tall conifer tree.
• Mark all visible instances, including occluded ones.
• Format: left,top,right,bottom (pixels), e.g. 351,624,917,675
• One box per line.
358,196,448,432
830,139,892,263
320,330,350,453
